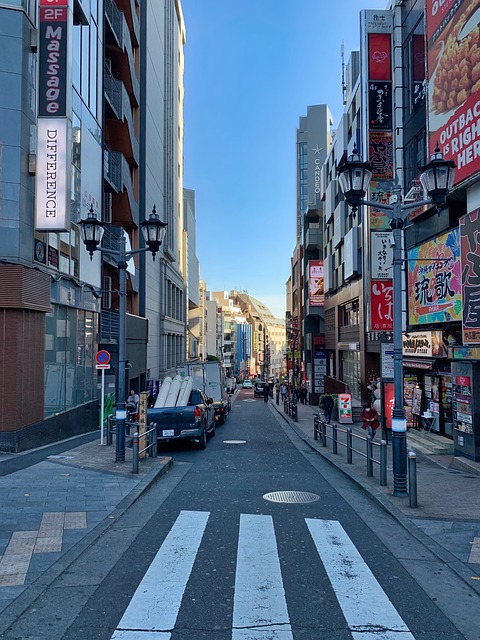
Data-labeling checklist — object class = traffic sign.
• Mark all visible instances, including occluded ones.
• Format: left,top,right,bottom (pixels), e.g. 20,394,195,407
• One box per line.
96,364,111,370
96,350,111,365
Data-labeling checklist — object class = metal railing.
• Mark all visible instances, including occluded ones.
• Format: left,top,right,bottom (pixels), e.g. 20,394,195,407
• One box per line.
313,414,387,486
106,415,157,473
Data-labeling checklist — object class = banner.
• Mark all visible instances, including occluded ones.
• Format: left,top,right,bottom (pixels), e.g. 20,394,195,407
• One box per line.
407,228,462,324
308,260,324,307
371,280,393,330
460,209,480,343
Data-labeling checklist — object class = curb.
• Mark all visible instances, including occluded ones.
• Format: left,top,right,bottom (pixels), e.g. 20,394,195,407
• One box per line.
0,457,173,634
271,403,480,597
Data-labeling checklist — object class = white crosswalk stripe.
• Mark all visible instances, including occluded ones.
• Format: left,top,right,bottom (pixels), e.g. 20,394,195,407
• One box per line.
111,511,416,640
232,514,293,639
111,510,209,639
306,518,415,639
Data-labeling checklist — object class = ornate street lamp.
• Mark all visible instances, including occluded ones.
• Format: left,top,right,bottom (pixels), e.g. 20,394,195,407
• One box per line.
79,204,168,463
337,144,455,497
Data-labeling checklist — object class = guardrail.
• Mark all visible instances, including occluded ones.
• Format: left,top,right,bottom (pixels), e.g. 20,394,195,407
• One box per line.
105,415,158,473
313,414,387,486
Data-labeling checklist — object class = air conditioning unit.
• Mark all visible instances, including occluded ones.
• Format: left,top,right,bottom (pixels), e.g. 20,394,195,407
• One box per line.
104,192,112,224
103,276,112,309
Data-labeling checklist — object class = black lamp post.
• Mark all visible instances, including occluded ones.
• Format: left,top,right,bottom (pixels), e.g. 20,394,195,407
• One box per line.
337,143,455,497
79,205,167,463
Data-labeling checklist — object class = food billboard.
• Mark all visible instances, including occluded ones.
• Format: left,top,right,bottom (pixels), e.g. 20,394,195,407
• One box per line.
425,0,480,185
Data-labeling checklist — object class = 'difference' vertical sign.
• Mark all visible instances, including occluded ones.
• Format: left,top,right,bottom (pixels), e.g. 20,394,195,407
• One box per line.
35,0,70,232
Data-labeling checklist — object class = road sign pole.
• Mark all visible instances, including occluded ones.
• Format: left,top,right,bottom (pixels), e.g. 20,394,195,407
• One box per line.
100,368,105,445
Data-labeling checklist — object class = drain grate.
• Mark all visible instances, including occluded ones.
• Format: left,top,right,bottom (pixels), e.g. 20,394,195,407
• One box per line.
263,490,320,504
223,440,247,444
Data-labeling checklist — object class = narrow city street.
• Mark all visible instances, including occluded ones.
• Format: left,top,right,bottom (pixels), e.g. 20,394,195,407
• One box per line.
0,389,477,639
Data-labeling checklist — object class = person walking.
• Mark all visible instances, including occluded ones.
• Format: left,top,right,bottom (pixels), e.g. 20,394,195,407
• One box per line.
274,381,280,405
361,403,380,440
323,394,334,423
263,382,270,403
281,383,287,402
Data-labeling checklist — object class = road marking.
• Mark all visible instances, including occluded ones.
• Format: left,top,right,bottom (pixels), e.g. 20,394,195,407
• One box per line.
111,510,209,640
233,513,293,639
306,518,415,640
469,537,480,564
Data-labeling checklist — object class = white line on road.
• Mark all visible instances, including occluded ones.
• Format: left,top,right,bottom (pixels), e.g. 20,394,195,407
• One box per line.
111,510,210,640
233,513,293,640
306,518,416,640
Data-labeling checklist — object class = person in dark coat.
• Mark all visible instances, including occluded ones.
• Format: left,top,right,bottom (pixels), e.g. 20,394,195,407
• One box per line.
263,382,270,403
323,395,334,423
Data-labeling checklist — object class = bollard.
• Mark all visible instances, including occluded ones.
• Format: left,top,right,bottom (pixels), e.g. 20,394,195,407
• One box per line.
408,451,418,508
292,402,298,422
151,425,158,458
321,420,327,447
332,423,338,454
314,415,319,440
106,415,114,446
380,440,387,486
132,432,139,474
346,428,353,464
367,436,373,477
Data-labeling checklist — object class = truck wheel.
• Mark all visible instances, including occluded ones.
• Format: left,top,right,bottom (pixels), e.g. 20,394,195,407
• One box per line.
197,426,207,450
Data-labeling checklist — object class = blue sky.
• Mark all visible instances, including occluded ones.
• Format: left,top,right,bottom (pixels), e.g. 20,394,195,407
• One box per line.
182,0,387,318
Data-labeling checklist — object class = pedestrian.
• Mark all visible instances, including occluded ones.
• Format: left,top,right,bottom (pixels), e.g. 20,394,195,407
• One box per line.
323,394,334,423
361,403,380,440
274,381,280,405
300,385,307,404
263,381,270,403
281,383,287,402
127,388,139,412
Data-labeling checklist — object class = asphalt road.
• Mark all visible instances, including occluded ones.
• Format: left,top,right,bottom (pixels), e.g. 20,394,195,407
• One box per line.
4,389,477,639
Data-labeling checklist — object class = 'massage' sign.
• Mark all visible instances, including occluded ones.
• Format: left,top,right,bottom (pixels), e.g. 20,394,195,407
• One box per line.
38,0,69,117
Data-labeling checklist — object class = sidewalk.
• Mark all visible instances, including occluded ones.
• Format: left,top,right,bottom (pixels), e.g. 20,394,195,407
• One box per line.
0,433,172,614
271,398,480,593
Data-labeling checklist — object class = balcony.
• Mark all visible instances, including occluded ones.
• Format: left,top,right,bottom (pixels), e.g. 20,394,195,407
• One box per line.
104,0,123,49
104,148,122,192
105,79,139,165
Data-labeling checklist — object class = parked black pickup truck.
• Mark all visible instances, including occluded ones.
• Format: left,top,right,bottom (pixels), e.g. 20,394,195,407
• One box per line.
147,388,215,449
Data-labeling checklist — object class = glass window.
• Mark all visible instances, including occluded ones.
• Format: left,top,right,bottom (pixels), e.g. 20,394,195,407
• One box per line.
44,306,98,416
342,350,361,401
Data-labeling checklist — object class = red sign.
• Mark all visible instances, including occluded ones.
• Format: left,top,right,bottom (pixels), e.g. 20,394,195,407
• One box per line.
368,33,391,80
371,280,393,331
382,381,395,429
96,350,111,365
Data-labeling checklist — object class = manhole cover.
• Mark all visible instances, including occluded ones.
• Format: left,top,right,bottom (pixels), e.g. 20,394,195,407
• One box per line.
223,440,247,444
263,490,320,504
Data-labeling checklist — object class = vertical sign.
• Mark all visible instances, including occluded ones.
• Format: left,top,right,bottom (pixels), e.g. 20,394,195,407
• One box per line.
36,0,70,232
460,209,480,343
308,260,324,307
38,0,69,117
363,9,394,332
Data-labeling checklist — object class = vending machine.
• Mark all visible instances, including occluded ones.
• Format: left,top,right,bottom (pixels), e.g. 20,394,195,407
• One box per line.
451,361,480,461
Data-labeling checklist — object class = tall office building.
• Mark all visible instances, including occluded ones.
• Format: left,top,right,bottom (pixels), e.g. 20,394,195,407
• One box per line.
0,0,189,451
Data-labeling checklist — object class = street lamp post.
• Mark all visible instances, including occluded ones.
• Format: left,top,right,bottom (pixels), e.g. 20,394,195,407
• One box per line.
79,205,167,463
287,326,300,421
337,143,455,496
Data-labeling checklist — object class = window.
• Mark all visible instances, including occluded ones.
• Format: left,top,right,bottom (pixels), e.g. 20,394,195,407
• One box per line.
340,301,359,327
